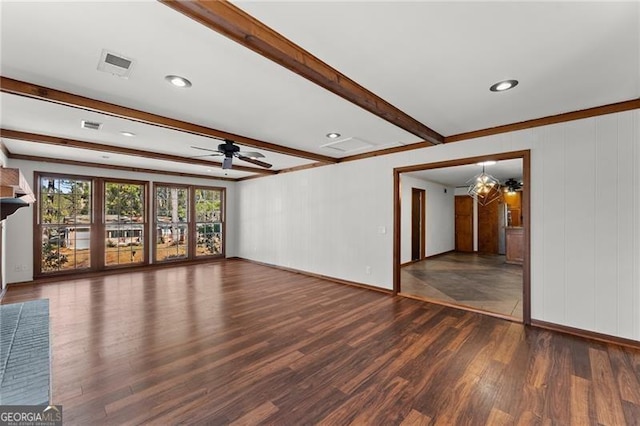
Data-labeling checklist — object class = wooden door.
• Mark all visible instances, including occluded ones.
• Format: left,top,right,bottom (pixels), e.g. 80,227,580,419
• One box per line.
478,200,500,254
455,196,473,252
411,188,425,261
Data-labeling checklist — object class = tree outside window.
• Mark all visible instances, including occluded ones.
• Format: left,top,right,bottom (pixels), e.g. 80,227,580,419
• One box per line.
155,185,189,261
195,188,223,256
105,182,145,266
35,174,225,276
39,176,92,272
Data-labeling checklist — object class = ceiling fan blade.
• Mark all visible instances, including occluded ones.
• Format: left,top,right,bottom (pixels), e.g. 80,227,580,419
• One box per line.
238,151,265,159
238,155,273,169
190,153,222,158
190,146,220,153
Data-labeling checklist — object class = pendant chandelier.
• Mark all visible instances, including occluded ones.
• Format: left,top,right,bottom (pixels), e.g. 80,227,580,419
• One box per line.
467,164,502,206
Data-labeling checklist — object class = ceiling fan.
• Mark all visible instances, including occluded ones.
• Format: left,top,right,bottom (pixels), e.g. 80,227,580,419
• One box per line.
504,178,523,193
190,139,272,170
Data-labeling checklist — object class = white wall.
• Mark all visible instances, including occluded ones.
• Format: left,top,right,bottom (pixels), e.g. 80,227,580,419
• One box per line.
400,175,454,263
238,157,394,287
3,158,237,284
238,110,640,341
532,112,639,339
1,148,7,293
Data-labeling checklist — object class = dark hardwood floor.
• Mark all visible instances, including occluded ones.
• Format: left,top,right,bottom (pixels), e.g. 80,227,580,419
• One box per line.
2,259,639,425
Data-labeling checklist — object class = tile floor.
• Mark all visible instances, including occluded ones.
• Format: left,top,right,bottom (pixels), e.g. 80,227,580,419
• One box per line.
401,252,523,319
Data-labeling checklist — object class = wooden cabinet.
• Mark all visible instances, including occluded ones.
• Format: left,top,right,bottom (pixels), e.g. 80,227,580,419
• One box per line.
505,227,524,265
504,192,522,227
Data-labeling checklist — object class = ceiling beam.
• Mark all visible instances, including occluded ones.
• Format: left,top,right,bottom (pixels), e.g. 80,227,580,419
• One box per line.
9,153,238,182
445,98,640,143
159,0,444,145
0,129,277,175
0,76,336,164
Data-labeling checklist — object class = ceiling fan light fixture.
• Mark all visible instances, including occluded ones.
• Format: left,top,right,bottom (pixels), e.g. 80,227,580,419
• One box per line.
489,79,518,92
165,75,192,88
222,157,233,170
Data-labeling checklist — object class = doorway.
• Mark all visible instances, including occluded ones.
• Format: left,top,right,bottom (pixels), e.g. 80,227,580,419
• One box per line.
454,196,473,252
393,150,531,324
411,188,425,261
478,199,500,254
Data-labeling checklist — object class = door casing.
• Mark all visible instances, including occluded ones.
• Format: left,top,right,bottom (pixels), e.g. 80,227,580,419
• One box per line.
393,150,531,324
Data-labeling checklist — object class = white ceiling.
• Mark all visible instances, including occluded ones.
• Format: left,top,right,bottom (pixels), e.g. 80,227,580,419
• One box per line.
1,1,638,178
0,93,314,171
405,159,523,188
239,1,640,135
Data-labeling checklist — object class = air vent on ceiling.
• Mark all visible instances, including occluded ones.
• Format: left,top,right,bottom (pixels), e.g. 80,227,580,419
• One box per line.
97,49,134,78
81,120,103,131
321,137,375,153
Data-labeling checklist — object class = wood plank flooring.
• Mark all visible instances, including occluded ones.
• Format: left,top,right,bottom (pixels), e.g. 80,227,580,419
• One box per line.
402,252,523,319
2,259,639,425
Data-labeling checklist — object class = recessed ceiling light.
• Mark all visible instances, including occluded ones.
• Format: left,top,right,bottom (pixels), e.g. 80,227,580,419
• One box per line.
165,75,192,88
120,131,135,137
490,79,518,92
326,132,341,139
207,169,213,173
